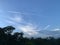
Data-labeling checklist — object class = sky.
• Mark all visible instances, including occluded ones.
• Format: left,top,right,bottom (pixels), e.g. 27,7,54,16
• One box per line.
0,0,60,38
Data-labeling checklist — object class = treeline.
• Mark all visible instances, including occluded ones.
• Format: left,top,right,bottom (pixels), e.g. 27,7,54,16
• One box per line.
0,26,60,45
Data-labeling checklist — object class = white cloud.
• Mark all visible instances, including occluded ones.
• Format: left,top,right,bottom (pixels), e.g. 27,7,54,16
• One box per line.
17,23,39,36
6,13,40,37
5,10,57,38
9,15,23,23
52,28,60,31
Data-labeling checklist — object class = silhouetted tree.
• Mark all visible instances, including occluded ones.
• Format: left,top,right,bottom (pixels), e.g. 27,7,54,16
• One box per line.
0,26,60,45
3,26,15,34
19,32,24,38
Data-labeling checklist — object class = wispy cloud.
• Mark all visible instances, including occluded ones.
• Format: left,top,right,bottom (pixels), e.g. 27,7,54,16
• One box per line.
17,23,39,36
8,11,20,14
44,25,50,30
4,11,40,37
52,28,60,31
5,11,53,38
2,10,60,38
10,16,23,22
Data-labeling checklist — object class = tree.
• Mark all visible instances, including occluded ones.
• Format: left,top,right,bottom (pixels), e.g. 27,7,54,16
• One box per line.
19,32,24,38
3,26,15,34
13,32,24,40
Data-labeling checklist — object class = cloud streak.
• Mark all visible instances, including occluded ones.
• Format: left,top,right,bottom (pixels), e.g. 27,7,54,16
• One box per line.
1,10,60,38
44,25,50,30
52,28,60,31
4,11,40,37
8,11,20,14
17,23,39,36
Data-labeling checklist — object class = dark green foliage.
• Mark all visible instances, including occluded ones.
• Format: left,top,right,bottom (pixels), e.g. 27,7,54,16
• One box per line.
0,26,60,45
3,26,15,34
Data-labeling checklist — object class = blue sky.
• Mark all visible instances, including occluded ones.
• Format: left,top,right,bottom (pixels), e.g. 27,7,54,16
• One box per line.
0,0,60,38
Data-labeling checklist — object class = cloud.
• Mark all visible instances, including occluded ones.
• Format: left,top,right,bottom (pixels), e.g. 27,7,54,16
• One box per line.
5,13,52,38
11,16,22,22
5,12,39,37
8,15,23,23
8,11,20,14
44,25,50,30
17,23,39,36
52,28,60,31
8,11,29,16
4,10,60,38
5,20,15,24
5,15,24,27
